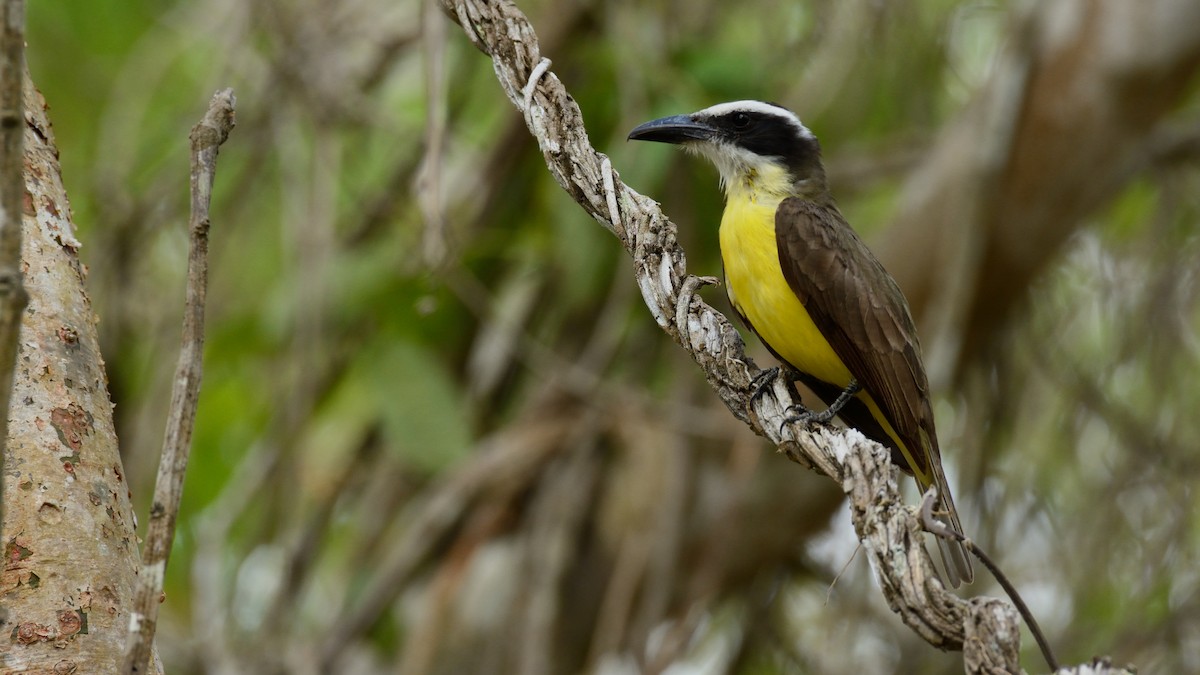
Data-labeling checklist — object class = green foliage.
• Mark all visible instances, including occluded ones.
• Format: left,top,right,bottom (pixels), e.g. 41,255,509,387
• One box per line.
339,336,473,472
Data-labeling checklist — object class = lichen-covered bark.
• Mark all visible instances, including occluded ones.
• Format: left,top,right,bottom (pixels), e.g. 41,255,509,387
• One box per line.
0,76,143,673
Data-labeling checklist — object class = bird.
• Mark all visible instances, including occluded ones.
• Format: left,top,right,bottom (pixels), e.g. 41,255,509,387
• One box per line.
628,100,973,587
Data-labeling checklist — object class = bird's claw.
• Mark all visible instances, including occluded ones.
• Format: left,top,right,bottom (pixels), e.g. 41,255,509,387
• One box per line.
749,367,782,405
777,379,861,435
777,404,828,434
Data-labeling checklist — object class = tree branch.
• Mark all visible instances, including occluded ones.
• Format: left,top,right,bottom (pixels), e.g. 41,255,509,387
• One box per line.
122,88,235,675
434,0,1133,672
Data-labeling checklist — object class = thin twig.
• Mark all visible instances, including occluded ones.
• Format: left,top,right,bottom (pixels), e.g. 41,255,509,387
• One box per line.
192,438,283,674
517,417,603,675
0,0,29,552
317,418,572,670
123,88,236,675
417,0,449,267
920,490,1060,672
263,425,383,639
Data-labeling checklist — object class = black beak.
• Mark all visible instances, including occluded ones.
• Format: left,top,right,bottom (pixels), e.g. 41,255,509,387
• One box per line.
627,114,717,144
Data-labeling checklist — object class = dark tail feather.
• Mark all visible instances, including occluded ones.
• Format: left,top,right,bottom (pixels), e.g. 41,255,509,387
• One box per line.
930,467,974,588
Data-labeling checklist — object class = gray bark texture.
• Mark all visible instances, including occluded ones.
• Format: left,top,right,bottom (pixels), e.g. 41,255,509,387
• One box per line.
0,76,147,673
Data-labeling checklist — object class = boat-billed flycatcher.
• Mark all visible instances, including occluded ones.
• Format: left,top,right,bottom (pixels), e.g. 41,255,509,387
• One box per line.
629,100,973,587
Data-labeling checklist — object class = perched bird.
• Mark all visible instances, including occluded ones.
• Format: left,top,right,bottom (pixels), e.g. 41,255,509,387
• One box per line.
628,100,973,587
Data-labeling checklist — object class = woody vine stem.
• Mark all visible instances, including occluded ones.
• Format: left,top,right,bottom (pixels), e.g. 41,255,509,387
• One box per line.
436,0,1129,673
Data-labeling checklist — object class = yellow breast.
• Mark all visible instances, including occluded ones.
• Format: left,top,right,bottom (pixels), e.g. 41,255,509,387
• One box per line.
716,172,912,473
718,191,854,388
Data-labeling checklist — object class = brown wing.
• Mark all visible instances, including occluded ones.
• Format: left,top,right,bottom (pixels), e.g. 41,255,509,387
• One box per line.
773,197,934,480
775,197,974,586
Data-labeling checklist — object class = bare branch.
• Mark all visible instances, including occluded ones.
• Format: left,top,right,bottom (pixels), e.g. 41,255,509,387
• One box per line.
317,417,573,670
123,88,236,675
432,0,1135,671
516,422,602,675
417,0,450,267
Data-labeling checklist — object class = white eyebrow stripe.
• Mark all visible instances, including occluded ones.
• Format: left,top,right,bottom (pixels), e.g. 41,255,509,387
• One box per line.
694,100,815,140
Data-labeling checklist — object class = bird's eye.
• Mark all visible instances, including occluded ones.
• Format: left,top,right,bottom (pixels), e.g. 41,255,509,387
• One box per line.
732,112,750,128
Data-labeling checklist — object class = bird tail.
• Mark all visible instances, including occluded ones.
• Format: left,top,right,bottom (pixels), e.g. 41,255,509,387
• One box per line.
924,439,974,588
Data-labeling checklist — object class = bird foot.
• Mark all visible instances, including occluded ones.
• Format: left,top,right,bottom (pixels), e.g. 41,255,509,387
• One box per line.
778,379,861,433
748,367,782,405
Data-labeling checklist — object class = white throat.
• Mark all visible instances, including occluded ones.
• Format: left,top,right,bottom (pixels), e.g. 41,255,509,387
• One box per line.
686,141,793,200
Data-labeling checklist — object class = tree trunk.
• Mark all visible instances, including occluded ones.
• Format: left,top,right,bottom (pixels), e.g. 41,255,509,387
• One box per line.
1,75,145,673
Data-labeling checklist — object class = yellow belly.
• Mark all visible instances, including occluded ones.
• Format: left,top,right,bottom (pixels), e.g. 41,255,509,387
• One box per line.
718,194,910,458
719,196,852,387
